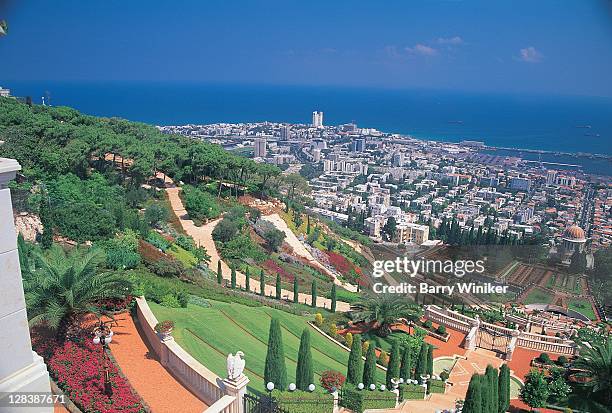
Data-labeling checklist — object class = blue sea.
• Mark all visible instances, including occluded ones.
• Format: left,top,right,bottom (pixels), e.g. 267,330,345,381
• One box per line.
6,82,612,174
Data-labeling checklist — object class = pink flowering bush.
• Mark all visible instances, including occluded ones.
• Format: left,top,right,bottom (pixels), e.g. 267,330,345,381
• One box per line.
33,334,146,413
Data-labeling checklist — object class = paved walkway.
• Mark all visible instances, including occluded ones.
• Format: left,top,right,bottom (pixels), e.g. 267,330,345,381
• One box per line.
107,312,206,413
165,185,350,311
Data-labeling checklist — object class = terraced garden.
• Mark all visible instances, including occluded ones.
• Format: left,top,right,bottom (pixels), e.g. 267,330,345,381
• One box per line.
546,273,583,295
149,300,386,393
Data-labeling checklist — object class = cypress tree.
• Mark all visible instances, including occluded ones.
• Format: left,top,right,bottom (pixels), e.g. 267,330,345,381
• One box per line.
311,280,317,308
480,374,491,413
276,273,282,300
330,284,337,313
293,278,299,303
399,346,412,381
306,215,311,234
39,194,53,249
362,343,376,386
295,329,314,390
231,266,237,289
486,365,499,413
259,269,265,297
264,318,287,390
426,344,434,375
346,333,363,385
386,341,401,388
498,364,510,413
245,267,250,291
414,343,428,379
217,261,223,285
463,373,482,413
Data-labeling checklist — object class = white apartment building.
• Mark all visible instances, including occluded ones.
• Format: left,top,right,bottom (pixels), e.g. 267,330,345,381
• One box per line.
312,111,324,128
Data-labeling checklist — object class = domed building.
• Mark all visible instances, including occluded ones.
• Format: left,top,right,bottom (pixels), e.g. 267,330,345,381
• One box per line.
561,224,587,254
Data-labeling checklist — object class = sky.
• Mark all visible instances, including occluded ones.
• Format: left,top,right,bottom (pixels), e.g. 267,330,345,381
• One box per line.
1,0,612,97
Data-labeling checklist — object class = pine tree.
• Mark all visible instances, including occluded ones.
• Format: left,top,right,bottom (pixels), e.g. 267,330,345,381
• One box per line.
296,328,314,390
463,373,482,413
39,194,53,249
386,341,401,388
293,278,299,303
264,318,288,390
399,346,412,381
276,273,282,300
414,343,428,379
259,269,265,296
245,267,250,291
217,261,223,285
485,365,499,413
426,344,434,375
498,364,510,413
231,266,237,289
346,333,363,385
362,342,376,386
311,280,317,308
330,284,337,313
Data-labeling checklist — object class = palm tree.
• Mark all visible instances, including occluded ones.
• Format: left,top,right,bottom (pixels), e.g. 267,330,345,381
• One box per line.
572,336,612,409
350,294,422,337
21,245,132,338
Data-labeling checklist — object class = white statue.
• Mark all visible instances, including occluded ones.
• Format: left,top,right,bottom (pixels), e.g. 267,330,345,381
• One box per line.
226,351,246,380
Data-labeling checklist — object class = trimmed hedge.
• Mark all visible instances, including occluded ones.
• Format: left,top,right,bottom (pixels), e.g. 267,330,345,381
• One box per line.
427,379,446,394
399,384,426,400
272,390,334,413
339,386,396,413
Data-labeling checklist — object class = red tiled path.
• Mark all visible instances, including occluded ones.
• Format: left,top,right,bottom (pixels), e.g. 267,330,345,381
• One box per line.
107,313,207,413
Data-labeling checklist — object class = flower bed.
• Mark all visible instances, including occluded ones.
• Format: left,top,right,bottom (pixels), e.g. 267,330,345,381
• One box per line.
33,333,147,413
262,258,295,281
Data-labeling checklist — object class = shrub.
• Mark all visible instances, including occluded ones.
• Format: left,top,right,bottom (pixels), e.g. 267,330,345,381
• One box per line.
423,320,433,329
345,332,354,349
361,341,370,353
399,383,426,400
106,248,141,270
440,371,450,381
328,323,338,338
320,370,345,392
149,257,185,278
538,353,551,364
154,320,175,333
314,313,324,327
557,355,568,366
144,203,169,227
272,390,334,413
436,325,446,335
378,350,389,367
339,386,396,413
160,293,182,308
146,231,171,251
176,290,189,308
183,185,220,221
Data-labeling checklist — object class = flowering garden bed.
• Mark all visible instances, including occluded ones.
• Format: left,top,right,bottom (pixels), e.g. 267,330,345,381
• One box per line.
33,332,147,413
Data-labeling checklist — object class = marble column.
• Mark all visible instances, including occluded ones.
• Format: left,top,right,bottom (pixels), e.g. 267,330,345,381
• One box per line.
221,375,249,413
0,158,52,412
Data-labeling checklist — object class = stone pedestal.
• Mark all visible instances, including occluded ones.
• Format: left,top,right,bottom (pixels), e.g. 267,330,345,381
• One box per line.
0,159,52,412
222,375,249,413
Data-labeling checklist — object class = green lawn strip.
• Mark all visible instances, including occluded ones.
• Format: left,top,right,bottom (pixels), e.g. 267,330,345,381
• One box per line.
567,298,597,320
150,302,295,385
168,244,198,267
219,308,348,375
224,305,351,377
523,289,554,305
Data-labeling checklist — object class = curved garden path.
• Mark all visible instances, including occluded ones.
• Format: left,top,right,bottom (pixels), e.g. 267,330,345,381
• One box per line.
164,184,350,311
107,312,207,413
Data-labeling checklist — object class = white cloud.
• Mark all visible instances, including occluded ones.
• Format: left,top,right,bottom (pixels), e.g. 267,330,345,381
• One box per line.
517,46,543,63
405,44,438,56
437,36,463,45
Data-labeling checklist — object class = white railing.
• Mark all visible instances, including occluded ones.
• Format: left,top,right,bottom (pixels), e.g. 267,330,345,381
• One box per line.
135,297,225,406
203,395,236,413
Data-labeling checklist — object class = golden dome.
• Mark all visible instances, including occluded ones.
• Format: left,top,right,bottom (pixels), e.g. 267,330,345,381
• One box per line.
563,225,585,241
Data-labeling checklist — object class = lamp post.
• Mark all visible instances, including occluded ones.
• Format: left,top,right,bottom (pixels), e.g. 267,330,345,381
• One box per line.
93,322,114,396
266,382,274,411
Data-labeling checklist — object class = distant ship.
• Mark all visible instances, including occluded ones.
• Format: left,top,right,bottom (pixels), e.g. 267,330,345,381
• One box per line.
575,125,592,129
447,120,464,124
584,133,601,137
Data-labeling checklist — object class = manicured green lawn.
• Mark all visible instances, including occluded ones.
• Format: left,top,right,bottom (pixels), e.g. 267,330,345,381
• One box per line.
149,300,386,393
523,289,554,305
567,298,597,321
168,244,198,267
